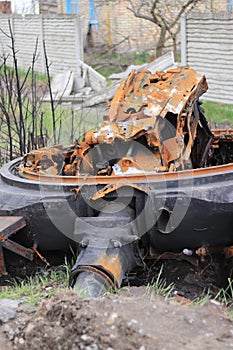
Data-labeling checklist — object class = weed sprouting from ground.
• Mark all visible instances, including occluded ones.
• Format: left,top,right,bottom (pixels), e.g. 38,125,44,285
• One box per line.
190,289,212,306
145,265,174,300
0,261,72,306
215,278,233,309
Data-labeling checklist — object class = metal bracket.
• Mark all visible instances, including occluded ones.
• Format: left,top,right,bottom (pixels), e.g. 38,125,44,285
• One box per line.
0,216,34,275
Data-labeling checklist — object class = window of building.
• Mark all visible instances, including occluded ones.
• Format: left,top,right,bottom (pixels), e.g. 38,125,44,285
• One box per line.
66,0,80,14
89,0,98,28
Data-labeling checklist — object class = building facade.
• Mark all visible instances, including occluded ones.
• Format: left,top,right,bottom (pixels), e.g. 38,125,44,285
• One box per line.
4,1,231,52
0,1,11,13
56,0,230,53
5,0,57,14
11,0,40,14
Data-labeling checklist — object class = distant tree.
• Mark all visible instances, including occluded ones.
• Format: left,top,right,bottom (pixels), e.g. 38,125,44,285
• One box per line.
126,0,203,59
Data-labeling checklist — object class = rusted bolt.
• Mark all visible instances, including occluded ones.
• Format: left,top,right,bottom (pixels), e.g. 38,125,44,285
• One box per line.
80,239,89,248
177,197,184,204
111,240,122,248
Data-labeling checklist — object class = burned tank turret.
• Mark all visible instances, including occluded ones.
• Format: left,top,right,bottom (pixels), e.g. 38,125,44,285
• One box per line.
0,67,232,296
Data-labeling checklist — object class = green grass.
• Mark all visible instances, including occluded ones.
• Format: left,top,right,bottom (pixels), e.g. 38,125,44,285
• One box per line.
0,102,102,157
0,63,48,82
201,101,233,125
41,104,102,145
215,278,233,309
145,266,175,300
191,290,212,306
1,260,233,318
0,264,71,306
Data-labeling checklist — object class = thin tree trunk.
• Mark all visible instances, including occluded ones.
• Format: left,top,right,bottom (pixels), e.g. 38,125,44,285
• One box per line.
43,40,56,144
156,26,166,57
9,20,25,155
31,38,39,150
172,35,178,61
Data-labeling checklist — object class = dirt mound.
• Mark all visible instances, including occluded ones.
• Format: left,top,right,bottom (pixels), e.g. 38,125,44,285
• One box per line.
7,291,148,350
2,287,232,350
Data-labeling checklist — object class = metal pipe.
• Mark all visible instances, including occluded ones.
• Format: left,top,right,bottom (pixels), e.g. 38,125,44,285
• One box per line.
70,202,142,296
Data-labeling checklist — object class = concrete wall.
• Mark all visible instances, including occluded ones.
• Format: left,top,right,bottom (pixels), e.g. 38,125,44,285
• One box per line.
0,14,84,76
56,0,229,53
181,12,233,104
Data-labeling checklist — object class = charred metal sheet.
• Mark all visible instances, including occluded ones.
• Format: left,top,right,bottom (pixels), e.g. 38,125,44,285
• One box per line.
0,216,34,275
2,239,34,261
108,67,208,121
0,216,26,239
0,244,6,275
18,67,214,179
90,183,149,201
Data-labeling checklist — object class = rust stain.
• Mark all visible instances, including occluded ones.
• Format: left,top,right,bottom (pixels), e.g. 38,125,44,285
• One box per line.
32,244,50,266
0,216,33,275
224,246,233,259
94,252,123,285
19,162,233,185
90,183,148,200
17,66,232,182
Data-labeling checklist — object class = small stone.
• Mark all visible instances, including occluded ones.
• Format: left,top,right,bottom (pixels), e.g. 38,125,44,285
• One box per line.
0,299,21,323
109,333,117,340
183,316,194,324
106,312,118,326
205,333,214,337
210,299,221,306
80,334,94,343
2,324,14,340
24,323,35,336
45,303,53,312
86,344,98,350
2,324,12,333
18,338,25,345
127,319,138,326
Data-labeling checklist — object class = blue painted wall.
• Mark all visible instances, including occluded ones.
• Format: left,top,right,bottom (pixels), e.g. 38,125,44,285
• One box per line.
66,0,80,14
66,0,98,27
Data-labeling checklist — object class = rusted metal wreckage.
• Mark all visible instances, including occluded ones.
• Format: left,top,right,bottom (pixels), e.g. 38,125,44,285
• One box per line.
0,67,232,296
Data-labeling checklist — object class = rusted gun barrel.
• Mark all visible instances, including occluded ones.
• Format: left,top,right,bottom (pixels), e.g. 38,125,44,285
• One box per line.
70,202,142,297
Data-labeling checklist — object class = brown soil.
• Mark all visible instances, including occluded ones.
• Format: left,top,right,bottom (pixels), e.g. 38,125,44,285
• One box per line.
1,287,233,350
0,258,233,350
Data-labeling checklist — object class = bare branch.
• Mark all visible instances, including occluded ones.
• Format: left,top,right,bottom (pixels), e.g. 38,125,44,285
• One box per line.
170,0,201,30
126,0,205,59
43,39,56,144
